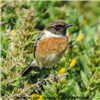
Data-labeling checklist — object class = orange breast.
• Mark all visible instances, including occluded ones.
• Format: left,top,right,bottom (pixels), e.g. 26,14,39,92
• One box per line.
35,36,68,58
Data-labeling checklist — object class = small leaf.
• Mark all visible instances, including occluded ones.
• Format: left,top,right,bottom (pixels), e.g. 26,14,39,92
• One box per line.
83,65,92,77
12,81,20,87
60,79,74,93
25,41,30,46
73,82,81,97
80,70,88,87
93,92,100,100
67,79,75,86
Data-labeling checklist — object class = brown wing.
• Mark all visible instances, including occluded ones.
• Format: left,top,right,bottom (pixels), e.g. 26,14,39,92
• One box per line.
34,32,44,58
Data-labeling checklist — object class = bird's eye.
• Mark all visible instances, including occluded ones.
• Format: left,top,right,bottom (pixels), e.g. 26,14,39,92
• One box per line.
55,25,63,30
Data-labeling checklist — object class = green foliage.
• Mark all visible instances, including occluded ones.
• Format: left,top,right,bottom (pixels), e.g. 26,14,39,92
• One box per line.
1,1,100,100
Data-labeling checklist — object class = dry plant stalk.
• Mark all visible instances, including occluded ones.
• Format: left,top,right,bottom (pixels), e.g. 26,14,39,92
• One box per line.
9,72,69,99
1,4,39,99
1,6,38,78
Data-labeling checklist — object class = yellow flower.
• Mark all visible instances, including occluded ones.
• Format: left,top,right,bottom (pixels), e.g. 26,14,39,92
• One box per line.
59,68,65,75
31,93,43,100
1,38,4,43
38,95,44,100
27,84,31,87
54,81,57,84
57,0,61,2
11,35,14,37
10,40,12,42
13,30,16,35
1,40,4,43
83,20,87,25
77,34,84,41
70,59,76,67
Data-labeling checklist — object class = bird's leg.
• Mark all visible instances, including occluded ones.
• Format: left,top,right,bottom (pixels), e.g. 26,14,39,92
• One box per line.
40,67,46,85
53,66,58,83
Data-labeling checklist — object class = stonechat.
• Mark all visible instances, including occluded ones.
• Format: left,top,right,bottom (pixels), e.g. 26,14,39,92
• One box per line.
21,19,74,85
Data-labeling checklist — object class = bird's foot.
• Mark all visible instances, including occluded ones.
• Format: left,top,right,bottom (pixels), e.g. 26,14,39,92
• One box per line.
40,77,47,85
54,73,58,83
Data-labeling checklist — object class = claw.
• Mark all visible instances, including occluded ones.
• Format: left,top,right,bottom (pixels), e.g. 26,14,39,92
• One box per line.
54,73,58,83
41,78,47,85
53,66,59,83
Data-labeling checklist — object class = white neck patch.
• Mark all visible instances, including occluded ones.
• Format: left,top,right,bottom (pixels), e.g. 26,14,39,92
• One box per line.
44,30,65,38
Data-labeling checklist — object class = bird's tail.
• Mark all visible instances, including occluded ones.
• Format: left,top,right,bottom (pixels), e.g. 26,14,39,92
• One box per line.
21,60,36,77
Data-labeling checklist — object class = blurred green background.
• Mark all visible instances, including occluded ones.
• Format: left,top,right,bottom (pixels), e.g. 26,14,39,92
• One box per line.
1,1,100,100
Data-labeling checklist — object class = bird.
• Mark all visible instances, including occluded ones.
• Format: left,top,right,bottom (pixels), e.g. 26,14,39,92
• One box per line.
21,19,74,85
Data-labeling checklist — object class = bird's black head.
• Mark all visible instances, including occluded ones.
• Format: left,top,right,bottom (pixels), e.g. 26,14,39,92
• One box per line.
45,19,74,36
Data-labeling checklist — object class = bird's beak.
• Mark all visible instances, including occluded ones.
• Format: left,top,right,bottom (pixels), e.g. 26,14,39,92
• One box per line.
66,24,74,28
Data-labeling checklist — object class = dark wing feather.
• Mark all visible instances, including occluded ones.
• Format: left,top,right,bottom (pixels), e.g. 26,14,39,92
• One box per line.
21,33,44,77
21,64,33,77
34,32,44,58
